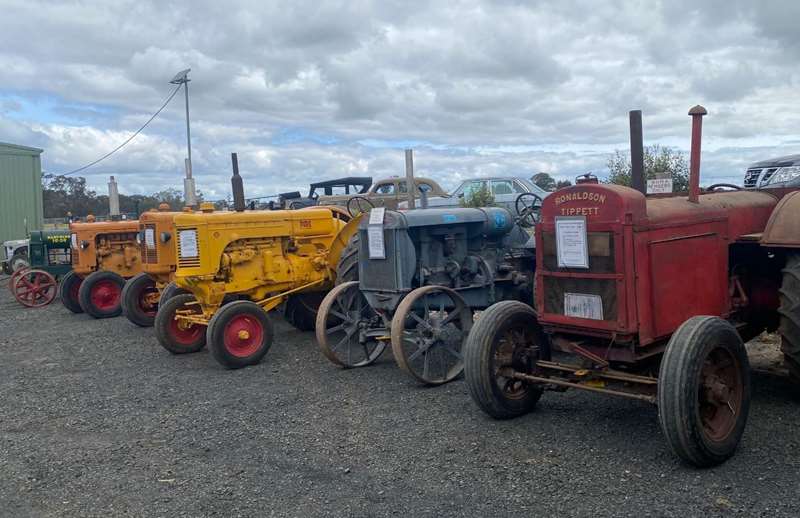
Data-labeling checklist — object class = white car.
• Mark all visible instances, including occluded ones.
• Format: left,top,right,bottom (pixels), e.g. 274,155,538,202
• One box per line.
399,177,550,216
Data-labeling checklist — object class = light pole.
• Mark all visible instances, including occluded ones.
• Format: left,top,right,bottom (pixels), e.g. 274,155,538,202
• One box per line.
170,68,197,206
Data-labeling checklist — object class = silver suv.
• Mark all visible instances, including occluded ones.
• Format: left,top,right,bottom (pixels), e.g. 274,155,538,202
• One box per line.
744,154,800,189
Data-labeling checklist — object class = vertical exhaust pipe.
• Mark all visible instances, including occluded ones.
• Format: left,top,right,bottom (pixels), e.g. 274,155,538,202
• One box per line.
629,110,646,195
688,105,707,204
108,175,120,217
231,153,246,212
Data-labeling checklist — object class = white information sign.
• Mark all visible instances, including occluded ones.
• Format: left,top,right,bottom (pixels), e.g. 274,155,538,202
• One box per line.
564,293,604,320
555,216,589,269
70,233,78,249
647,177,673,194
369,207,386,225
367,226,385,259
145,228,156,249
178,230,198,258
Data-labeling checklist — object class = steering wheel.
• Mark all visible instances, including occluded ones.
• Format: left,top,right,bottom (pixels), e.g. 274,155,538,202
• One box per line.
346,196,375,217
515,192,544,228
706,183,741,192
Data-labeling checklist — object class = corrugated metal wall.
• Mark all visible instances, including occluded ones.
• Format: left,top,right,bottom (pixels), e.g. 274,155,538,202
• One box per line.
0,142,44,259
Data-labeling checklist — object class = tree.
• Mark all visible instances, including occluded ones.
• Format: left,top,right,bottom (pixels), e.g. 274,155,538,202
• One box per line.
460,184,494,208
555,179,573,189
606,145,689,192
531,172,557,191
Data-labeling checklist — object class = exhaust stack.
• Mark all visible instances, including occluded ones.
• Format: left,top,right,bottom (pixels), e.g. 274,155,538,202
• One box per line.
230,153,246,212
629,110,646,195
688,105,707,204
108,176,120,217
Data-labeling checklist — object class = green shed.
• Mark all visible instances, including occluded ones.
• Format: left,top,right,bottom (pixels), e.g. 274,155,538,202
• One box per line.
0,142,44,258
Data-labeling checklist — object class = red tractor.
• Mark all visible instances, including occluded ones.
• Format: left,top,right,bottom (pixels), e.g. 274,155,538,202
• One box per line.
465,106,800,467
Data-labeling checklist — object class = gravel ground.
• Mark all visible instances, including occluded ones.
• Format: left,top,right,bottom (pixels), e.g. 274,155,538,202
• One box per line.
1,282,800,518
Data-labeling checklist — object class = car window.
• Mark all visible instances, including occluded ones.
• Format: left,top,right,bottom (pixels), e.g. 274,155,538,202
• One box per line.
374,182,395,194
398,180,408,194
512,180,530,194
491,180,514,195
418,182,433,193
462,181,487,197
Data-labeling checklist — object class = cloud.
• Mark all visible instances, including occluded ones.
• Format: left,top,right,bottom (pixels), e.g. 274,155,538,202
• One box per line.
0,0,799,201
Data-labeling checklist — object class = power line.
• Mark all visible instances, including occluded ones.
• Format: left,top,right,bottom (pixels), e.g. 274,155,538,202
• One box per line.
58,83,183,176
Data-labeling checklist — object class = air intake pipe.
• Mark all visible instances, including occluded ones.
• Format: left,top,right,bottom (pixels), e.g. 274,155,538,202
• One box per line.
231,153,246,212
629,110,646,195
688,105,707,204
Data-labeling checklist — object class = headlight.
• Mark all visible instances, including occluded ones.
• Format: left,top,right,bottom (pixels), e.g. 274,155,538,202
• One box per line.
80,240,90,249
160,231,171,243
766,166,800,185
136,231,143,244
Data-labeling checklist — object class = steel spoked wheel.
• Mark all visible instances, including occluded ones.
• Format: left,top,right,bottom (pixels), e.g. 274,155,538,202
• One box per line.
155,293,206,354
121,272,160,327
207,301,274,369
9,266,29,293
390,285,473,385
78,270,126,318
12,269,58,308
658,316,751,467
58,270,83,314
316,281,385,368
464,301,549,419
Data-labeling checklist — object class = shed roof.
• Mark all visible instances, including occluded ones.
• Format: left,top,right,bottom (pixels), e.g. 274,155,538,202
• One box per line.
0,142,44,155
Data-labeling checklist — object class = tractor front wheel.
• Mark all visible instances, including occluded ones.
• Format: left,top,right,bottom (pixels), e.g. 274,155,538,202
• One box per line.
335,233,360,284
658,316,750,468
159,281,188,305
464,301,549,419
58,271,84,314
78,270,126,318
207,301,274,369
154,293,206,354
13,269,58,308
779,253,800,383
121,272,160,327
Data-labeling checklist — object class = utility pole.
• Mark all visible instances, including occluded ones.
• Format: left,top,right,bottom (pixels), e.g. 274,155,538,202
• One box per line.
170,68,197,207
405,149,415,210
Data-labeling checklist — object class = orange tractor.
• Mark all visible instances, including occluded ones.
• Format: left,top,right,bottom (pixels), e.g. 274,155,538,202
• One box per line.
60,216,142,318
121,204,189,327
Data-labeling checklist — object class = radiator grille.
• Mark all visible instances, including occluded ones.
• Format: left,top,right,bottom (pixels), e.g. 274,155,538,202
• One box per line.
177,229,200,268
743,168,761,188
142,224,158,264
359,228,399,291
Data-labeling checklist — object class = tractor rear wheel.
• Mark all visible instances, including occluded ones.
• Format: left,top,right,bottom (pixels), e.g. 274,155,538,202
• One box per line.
10,252,30,272
155,293,206,354
284,292,325,331
207,301,274,369
335,233,360,284
159,281,188,304
658,316,750,468
779,253,800,383
465,301,549,419
78,270,126,318
58,270,84,314
121,272,160,327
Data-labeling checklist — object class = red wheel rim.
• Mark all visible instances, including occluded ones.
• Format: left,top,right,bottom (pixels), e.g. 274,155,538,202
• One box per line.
14,271,57,308
90,279,122,311
223,314,264,358
137,285,160,316
168,313,205,346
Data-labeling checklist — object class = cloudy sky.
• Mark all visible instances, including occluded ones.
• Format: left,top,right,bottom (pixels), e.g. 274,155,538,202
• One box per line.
1,0,798,200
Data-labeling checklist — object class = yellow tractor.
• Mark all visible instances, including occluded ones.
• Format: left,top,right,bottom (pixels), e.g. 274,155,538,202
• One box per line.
154,154,360,369
121,204,190,327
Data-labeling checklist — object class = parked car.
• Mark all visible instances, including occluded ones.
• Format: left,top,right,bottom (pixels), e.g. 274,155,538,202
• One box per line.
399,176,550,215
743,154,800,189
2,238,29,274
272,177,373,210
318,176,448,210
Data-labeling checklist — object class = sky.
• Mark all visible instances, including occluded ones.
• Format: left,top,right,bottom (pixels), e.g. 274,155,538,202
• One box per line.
1,0,799,201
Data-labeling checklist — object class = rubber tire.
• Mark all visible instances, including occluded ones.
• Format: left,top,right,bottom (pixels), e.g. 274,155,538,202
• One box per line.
121,272,159,327
336,233,360,284
207,300,274,369
78,270,126,319
779,253,800,383
159,281,188,305
657,316,751,468
10,252,29,272
58,270,84,314
465,301,548,419
154,293,206,354
284,292,324,331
